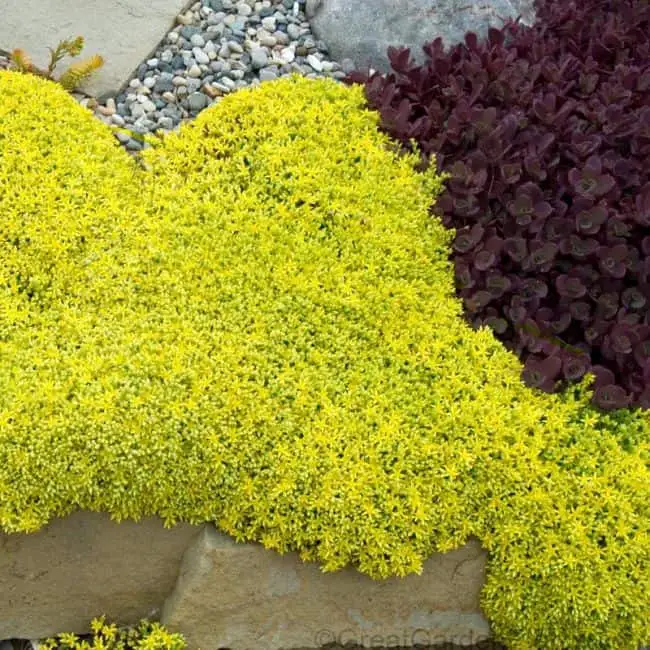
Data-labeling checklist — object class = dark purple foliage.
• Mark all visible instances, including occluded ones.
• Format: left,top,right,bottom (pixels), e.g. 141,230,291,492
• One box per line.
347,0,650,410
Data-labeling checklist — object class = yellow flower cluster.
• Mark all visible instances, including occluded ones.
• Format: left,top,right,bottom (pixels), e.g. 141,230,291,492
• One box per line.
42,616,186,650
0,71,648,650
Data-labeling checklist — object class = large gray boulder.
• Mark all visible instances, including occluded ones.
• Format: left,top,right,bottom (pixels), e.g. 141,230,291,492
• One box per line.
308,0,537,73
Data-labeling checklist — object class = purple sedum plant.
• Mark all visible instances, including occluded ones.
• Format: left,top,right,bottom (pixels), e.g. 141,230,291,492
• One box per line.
348,0,650,409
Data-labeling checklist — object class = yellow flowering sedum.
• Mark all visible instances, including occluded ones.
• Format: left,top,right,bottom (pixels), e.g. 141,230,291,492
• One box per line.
0,71,648,650
42,616,186,650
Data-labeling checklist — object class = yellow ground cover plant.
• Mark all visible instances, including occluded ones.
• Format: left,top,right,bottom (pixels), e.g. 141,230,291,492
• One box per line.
0,71,648,650
42,616,186,650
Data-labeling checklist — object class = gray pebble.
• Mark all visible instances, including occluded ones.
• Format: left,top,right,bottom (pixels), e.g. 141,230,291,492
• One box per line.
259,34,277,47
274,30,290,45
162,105,182,119
259,68,277,82
250,47,268,69
171,54,186,70
131,103,145,118
190,33,206,47
158,116,175,130
188,92,209,111
180,25,200,39
207,11,225,25
261,16,276,31
126,138,144,151
154,76,175,93
193,47,210,64
187,77,202,93
237,2,252,16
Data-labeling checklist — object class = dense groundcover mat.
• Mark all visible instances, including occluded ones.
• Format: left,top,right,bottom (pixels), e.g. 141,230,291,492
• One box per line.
0,71,648,650
348,0,650,411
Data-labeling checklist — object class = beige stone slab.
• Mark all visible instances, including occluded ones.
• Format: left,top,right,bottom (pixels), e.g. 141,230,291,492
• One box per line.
161,526,491,649
0,0,191,98
0,511,203,639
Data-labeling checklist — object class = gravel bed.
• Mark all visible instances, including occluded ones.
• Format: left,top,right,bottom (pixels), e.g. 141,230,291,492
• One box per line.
1,0,364,153
88,0,360,152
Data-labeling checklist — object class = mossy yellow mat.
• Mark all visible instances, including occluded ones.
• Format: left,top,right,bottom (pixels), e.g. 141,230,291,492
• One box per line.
0,71,648,650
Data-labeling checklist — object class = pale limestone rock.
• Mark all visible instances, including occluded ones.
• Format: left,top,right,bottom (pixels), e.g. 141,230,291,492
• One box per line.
0,0,190,99
161,526,491,650
0,511,203,638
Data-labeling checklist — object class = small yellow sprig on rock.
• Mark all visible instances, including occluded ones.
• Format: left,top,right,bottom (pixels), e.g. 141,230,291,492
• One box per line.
9,36,103,91
41,617,186,650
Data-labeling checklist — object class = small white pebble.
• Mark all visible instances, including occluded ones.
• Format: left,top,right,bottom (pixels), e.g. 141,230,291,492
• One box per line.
306,53,323,72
